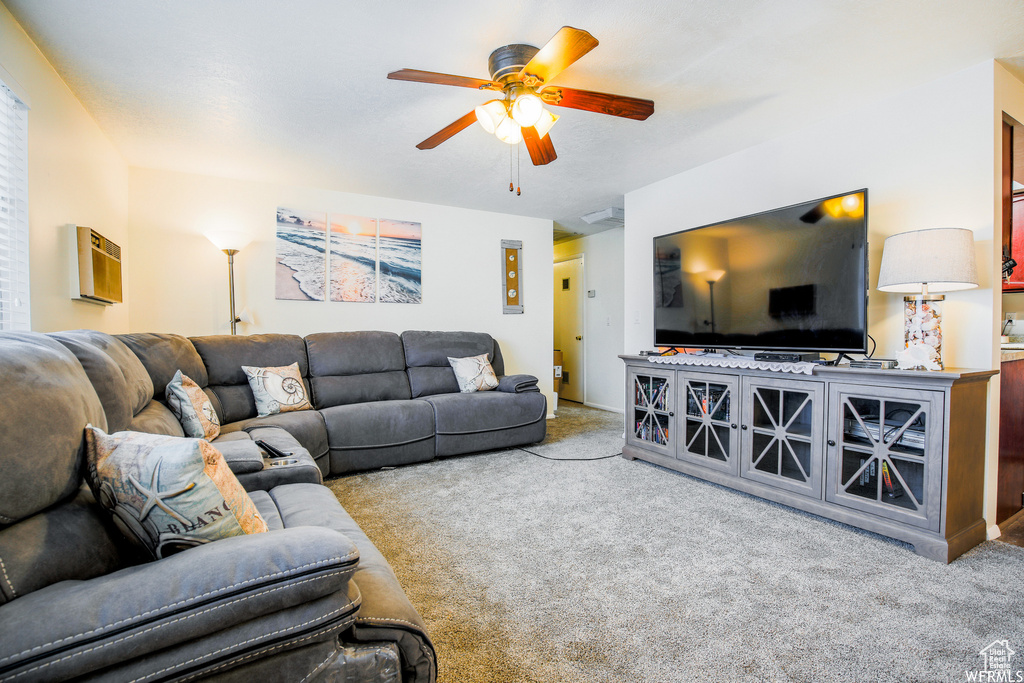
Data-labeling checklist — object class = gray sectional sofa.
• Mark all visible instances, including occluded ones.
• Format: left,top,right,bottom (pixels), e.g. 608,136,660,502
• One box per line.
0,329,545,682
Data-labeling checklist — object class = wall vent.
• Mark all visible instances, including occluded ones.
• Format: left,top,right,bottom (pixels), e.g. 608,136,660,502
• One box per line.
580,206,625,228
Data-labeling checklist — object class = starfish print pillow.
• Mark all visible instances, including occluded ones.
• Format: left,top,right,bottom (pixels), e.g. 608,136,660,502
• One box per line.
84,426,267,559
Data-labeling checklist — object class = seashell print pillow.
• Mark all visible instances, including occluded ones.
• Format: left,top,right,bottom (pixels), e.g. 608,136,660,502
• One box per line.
241,362,312,417
447,353,499,393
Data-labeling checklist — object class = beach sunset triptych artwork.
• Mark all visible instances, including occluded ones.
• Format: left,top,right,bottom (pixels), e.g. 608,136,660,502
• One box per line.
276,207,422,304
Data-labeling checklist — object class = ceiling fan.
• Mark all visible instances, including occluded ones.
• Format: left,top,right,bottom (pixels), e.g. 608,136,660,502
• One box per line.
387,26,654,168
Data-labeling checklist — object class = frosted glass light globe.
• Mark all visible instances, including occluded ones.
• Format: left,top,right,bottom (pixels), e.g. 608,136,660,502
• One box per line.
511,93,543,127
495,115,522,145
475,100,505,134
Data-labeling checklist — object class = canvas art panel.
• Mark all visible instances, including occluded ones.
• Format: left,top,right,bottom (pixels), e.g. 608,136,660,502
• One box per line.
330,214,377,302
378,219,422,304
275,207,327,301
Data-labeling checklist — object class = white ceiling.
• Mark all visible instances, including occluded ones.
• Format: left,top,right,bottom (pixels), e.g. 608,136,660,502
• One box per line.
6,0,1024,239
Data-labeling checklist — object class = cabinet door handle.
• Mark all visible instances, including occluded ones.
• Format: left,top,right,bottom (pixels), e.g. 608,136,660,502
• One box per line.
669,412,674,417
741,425,748,430
730,423,737,429
827,439,836,447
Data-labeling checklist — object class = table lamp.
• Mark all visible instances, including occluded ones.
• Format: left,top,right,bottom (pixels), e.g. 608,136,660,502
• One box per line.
206,231,253,335
877,227,978,370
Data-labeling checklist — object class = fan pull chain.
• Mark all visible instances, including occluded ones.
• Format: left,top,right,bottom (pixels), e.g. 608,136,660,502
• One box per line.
516,143,522,196
509,144,514,192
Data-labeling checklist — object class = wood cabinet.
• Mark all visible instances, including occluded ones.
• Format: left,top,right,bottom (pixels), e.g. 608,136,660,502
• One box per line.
621,356,996,563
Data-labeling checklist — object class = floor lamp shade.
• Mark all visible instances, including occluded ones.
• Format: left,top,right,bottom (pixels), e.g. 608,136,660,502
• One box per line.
877,228,978,370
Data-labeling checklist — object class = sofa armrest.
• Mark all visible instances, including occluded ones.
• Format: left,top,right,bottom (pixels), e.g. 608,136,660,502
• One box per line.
212,436,265,474
0,527,359,682
497,374,540,393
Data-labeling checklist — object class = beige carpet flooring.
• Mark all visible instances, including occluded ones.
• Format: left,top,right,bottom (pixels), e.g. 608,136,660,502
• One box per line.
328,402,1024,683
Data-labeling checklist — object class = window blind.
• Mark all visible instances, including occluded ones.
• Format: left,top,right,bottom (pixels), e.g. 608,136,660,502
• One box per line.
0,81,29,331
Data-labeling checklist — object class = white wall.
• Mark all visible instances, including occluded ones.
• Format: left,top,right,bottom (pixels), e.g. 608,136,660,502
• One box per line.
127,167,555,408
554,228,625,412
625,62,1003,528
0,4,130,332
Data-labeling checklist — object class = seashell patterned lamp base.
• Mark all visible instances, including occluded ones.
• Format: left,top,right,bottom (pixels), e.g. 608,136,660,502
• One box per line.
897,295,944,371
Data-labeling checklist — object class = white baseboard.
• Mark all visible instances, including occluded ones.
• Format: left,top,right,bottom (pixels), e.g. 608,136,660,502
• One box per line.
584,401,625,414
987,524,1002,540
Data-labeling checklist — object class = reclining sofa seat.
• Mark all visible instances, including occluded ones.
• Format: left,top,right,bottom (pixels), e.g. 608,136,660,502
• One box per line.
305,331,436,475
0,332,380,682
401,330,547,456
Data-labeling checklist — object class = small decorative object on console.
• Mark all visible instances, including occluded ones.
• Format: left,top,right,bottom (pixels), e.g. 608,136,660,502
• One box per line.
877,227,978,370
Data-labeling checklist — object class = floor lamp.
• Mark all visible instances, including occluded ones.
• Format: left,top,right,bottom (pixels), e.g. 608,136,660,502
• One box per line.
877,227,978,370
206,232,253,335
701,270,726,334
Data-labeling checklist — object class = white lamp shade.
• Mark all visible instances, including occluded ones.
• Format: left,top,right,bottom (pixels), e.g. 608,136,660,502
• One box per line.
206,230,253,252
877,227,978,293
494,115,522,145
533,108,559,139
474,100,505,135
511,93,543,127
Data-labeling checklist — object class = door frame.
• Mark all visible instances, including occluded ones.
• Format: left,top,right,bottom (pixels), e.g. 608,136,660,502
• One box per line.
554,254,586,405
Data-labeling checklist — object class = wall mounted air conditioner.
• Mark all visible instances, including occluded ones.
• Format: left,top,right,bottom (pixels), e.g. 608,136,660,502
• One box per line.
69,225,122,305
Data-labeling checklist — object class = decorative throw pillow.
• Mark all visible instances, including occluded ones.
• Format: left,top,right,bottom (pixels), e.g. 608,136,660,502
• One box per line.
165,370,221,440
448,354,499,393
84,426,267,559
241,362,312,417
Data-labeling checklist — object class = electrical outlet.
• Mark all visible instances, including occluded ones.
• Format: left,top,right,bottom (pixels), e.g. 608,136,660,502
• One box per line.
1007,312,1018,322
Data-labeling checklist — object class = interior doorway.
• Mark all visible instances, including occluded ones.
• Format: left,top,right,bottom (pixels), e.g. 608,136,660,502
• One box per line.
554,256,584,404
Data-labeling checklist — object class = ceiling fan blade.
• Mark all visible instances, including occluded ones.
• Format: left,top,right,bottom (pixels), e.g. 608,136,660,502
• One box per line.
522,126,557,166
388,69,500,91
416,111,479,150
540,86,654,120
519,26,599,88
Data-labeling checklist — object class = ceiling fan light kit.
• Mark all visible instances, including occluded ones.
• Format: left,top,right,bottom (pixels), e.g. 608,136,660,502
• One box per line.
387,26,654,191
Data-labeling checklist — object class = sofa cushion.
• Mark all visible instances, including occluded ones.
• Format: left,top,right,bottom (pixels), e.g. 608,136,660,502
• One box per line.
165,369,221,439
50,330,155,431
126,399,186,437
0,486,138,606
191,333,310,423
306,331,407,376
0,333,107,526
321,400,435,473
0,526,359,683
421,391,547,457
243,362,313,416
118,333,207,402
85,428,268,558
305,331,412,408
221,409,330,466
192,333,309,385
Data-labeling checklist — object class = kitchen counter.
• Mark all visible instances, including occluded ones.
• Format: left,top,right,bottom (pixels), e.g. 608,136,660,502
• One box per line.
1001,349,1024,362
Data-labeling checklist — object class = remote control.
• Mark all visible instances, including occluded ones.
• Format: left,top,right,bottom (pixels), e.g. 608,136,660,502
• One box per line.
255,439,292,458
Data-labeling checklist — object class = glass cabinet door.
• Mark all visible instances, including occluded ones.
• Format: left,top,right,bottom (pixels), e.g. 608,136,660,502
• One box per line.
825,383,942,530
677,371,739,474
739,377,824,498
627,367,674,457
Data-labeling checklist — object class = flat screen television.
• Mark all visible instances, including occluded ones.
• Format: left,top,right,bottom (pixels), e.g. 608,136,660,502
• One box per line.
653,189,868,353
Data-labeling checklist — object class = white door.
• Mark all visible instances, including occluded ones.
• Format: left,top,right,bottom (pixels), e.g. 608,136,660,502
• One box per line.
554,256,584,403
